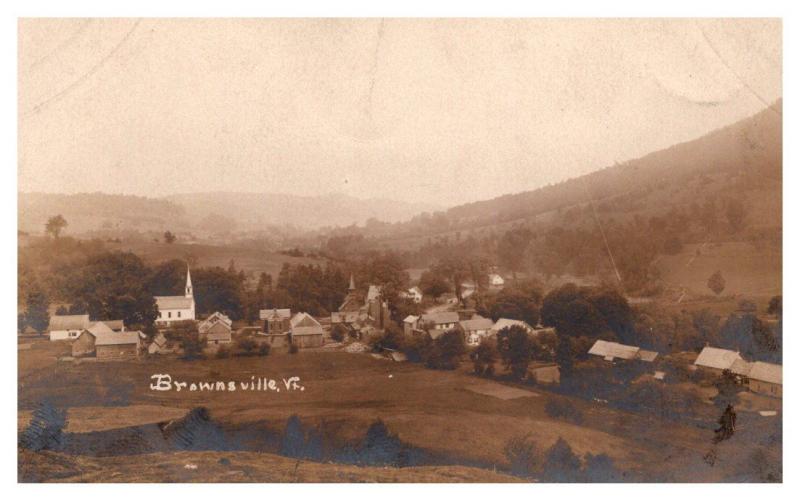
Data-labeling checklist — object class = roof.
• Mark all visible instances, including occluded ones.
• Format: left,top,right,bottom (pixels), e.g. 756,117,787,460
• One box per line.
49,314,91,331
94,330,141,346
390,352,408,362
98,319,124,331
155,296,193,310
409,286,422,295
638,350,659,362
459,316,495,332
588,340,640,360
86,321,115,337
694,347,742,370
291,312,322,328
492,318,532,333
421,311,460,325
748,361,782,385
199,312,232,333
403,315,419,323
331,311,360,323
730,359,753,377
152,333,167,347
367,285,382,301
260,308,291,321
489,273,505,283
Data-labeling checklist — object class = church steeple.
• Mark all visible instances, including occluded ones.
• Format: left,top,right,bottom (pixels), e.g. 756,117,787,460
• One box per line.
348,273,355,291
185,266,193,298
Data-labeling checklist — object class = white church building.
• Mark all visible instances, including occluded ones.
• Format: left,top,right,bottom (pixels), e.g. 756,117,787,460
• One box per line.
154,266,196,326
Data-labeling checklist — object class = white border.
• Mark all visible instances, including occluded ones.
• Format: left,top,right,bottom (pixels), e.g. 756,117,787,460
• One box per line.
2,1,795,499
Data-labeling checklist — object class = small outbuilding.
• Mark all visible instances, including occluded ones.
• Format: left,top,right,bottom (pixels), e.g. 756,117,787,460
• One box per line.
289,312,324,348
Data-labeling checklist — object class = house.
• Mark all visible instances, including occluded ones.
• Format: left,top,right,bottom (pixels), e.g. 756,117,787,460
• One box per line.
148,332,169,355
260,308,292,334
49,314,92,341
154,266,195,326
198,312,232,344
588,340,658,363
746,361,782,398
459,315,495,346
400,286,423,303
489,273,505,288
72,322,141,360
694,347,743,374
420,311,460,339
490,318,533,336
290,312,325,348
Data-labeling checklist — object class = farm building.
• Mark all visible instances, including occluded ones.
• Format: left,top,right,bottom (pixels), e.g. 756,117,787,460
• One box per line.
72,322,141,360
148,332,169,354
588,340,658,363
694,347,743,374
154,266,195,326
403,315,421,336
459,315,495,346
49,314,92,341
71,321,114,357
290,312,324,348
747,361,782,398
96,331,141,360
488,273,505,288
199,312,232,344
260,308,292,334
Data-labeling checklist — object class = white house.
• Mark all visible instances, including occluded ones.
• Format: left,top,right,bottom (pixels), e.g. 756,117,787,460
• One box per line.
400,286,423,303
48,314,92,341
459,315,495,346
588,339,658,363
488,274,505,288
155,266,195,326
694,347,743,374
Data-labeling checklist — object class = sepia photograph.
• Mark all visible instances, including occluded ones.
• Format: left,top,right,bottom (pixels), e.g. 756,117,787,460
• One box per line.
14,15,784,484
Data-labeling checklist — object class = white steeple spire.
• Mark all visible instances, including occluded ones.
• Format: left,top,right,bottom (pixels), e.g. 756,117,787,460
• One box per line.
185,265,193,298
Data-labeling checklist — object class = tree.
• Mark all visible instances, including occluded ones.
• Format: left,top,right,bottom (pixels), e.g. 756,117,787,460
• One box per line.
45,215,68,238
330,323,349,342
496,325,533,380
25,288,50,334
707,271,726,296
235,337,258,356
424,329,466,370
418,270,451,299
555,335,574,379
470,338,497,376
504,433,540,477
497,227,534,279
768,295,782,316
163,231,177,244
542,437,582,482
180,332,206,360
488,288,541,326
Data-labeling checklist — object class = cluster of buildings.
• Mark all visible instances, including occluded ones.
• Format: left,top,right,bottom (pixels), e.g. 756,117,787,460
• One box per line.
402,310,555,346
330,276,392,338
258,308,325,348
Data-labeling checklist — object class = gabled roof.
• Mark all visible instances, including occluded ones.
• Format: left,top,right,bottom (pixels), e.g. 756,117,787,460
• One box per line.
331,311,360,323
491,318,533,333
694,347,742,370
96,319,125,331
421,311,460,325
155,296,193,310
259,308,291,321
49,314,91,331
459,316,495,332
199,312,232,333
94,330,141,346
291,312,322,329
403,315,419,323
409,286,422,295
730,359,753,377
748,361,782,385
152,332,167,347
588,340,640,360
86,321,115,337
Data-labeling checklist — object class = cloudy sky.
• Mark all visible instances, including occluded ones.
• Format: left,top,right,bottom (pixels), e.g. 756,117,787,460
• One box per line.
18,18,781,207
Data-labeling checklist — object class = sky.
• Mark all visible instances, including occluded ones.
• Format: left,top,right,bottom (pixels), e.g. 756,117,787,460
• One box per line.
18,18,782,208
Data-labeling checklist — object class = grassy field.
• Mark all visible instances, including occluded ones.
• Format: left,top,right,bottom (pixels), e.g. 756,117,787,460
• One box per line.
19,339,780,482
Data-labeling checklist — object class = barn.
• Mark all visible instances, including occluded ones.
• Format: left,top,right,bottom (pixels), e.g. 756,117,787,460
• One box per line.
95,331,141,360
49,314,92,341
289,312,324,348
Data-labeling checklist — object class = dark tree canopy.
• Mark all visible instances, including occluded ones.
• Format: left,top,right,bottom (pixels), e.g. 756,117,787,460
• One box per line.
45,215,68,239
496,325,534,380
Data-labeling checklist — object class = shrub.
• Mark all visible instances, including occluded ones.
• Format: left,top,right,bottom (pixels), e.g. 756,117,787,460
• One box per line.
258,343,271,356
542,437,581,482
424,329,465,370
470,338,497,376
215,345,230,359
504,433,540,477
544,398,584,424
236,337,258,356
330,323,348,342
180,333,207,360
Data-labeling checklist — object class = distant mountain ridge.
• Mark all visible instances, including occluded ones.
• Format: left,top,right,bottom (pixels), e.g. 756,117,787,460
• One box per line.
17,190,442,236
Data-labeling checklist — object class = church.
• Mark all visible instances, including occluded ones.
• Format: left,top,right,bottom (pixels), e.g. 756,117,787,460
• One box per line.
154,266,196,326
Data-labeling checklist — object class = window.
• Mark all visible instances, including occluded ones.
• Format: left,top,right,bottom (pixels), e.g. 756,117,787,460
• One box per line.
178,311,181,318
168,312,172,319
